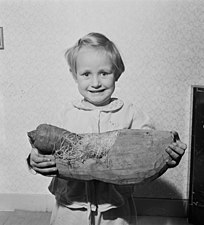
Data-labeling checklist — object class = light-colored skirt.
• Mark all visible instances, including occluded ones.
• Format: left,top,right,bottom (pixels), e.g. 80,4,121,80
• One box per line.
50,196,137,225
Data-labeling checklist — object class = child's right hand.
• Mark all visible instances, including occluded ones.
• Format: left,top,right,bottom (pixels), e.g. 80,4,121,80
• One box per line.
29,148,58,176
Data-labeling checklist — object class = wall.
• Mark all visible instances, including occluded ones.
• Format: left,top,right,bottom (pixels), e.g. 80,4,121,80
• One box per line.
1,0,204,212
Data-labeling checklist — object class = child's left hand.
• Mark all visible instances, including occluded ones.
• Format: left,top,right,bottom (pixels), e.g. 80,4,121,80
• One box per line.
165,131,187,168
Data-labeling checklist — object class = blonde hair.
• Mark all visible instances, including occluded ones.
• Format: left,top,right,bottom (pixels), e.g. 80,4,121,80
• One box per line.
65,32,125,81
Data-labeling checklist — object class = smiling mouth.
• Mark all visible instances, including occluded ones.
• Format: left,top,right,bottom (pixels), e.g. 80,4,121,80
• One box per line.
89,89,105,93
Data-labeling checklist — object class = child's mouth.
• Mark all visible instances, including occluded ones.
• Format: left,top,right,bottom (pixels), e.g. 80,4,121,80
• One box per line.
89,89,105,93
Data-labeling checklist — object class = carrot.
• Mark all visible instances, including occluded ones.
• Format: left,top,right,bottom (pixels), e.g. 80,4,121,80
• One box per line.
28,124,173,185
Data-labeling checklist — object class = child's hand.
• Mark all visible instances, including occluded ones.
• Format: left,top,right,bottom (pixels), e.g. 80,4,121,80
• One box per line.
29,148,58,176
165,131,187,168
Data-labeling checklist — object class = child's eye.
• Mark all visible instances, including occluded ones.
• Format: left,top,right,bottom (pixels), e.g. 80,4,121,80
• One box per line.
81,72,90,77
100,72,110,77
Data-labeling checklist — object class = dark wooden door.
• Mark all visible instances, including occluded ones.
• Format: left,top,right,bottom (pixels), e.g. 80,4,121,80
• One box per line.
189,86,204,225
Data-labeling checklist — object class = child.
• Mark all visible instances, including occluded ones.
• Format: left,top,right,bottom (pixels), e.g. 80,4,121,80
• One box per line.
28,32,187,225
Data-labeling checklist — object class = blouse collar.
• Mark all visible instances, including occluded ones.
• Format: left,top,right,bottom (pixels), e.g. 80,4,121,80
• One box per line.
72,98,124,112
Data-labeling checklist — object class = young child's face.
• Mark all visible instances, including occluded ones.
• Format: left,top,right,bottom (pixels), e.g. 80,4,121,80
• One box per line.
74,47,116,107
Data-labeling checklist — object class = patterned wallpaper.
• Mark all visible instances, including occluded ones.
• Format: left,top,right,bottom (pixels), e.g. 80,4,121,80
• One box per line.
1,0,204,200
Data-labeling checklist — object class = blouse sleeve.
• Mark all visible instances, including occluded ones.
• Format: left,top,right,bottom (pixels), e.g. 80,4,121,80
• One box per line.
131,104,155,130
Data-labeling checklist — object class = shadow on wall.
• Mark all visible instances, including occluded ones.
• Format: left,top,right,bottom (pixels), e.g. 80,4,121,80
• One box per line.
134,178,183,199
133,179,187,217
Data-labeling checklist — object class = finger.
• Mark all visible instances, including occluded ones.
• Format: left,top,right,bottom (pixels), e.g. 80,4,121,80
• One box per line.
168,143,185,156
31,148,44,158
31,160,56,168
166,147,181,161
47,174,57,177
33,154,55,162
32,166,58,176
171,131,180,142
166,160,177,168
175,141,187,151
34,149,55,160
170,132,187,150
31,148,54,163
31,154,52,164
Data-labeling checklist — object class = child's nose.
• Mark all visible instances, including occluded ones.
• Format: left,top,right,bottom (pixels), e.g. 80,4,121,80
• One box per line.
91,75,101,88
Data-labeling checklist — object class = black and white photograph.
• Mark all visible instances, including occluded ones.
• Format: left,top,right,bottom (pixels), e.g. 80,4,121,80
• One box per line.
0,0,204,224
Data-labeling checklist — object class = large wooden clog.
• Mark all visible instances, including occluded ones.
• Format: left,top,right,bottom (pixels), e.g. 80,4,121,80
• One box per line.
28,124,173,185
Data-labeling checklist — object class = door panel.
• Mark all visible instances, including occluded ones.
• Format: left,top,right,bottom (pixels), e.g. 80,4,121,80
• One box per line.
189,86,204,225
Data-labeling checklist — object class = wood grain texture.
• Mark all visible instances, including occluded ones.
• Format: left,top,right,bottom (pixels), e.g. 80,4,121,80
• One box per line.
56,129,173,184
28,124,174,185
